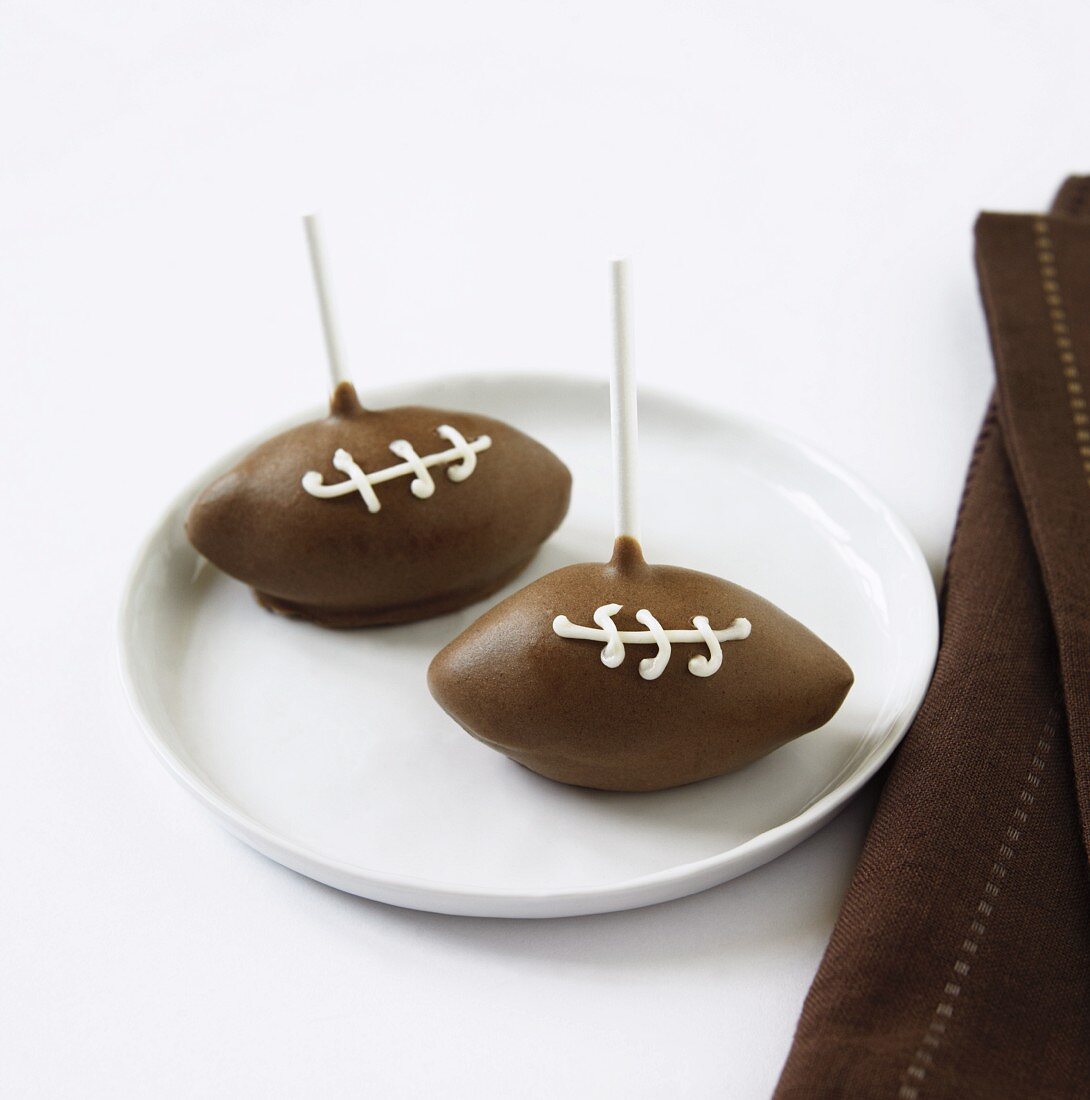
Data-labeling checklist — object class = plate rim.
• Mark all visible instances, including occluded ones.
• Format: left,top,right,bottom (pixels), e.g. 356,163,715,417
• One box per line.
117,371,939,917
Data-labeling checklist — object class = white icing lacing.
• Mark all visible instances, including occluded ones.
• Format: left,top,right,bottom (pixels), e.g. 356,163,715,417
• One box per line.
552,605,751,681
301,425,491,514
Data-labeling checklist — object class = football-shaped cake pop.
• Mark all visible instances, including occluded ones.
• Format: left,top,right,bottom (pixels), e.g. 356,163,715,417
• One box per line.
185,215,571,627
428,261,852,791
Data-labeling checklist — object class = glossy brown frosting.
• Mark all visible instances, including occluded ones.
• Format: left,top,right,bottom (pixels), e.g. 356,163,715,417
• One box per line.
428,537,853,791
186,383,572,626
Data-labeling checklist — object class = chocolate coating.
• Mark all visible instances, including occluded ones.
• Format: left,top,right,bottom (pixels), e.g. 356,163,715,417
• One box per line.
428,537,853,791
186,383,572,626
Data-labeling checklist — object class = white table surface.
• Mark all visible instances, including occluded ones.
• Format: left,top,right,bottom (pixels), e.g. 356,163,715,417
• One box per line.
3,1,1083,1095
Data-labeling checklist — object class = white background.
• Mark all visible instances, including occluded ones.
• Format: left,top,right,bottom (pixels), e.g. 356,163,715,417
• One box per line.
2,1,1083,1096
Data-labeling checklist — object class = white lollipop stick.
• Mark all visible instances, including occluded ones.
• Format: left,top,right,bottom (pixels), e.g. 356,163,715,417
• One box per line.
610,258,640,542
303,212,351,392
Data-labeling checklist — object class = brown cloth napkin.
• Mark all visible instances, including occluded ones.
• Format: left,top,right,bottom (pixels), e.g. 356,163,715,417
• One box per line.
774,179,1090,1100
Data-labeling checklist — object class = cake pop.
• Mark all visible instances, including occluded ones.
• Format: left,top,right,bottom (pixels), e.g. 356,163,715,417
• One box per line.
185,216,571,627
428,261,853,791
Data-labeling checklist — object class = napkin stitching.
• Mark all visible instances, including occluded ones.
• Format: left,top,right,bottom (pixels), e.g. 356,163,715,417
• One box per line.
897,726,1055,1099
1031,219,1090,486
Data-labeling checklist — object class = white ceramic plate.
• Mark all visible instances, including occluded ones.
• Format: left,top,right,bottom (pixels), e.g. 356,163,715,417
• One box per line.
119,374,937,918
